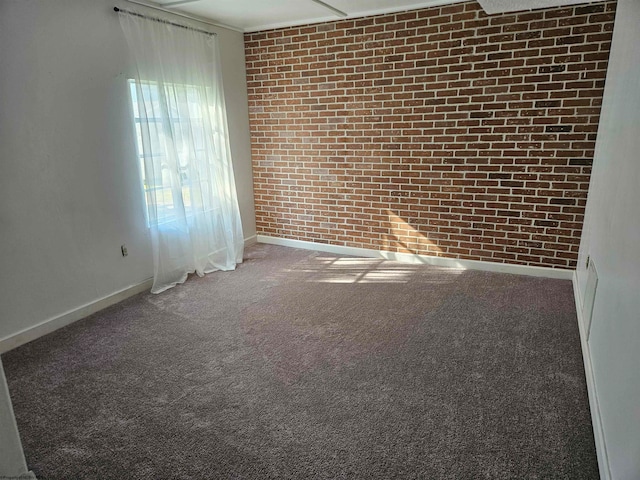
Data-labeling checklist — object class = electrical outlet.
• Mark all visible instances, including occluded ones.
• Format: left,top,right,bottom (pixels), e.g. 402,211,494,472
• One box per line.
121,245,128,257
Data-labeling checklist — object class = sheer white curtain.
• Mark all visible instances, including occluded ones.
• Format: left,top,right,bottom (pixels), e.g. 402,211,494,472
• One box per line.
119,9,244,293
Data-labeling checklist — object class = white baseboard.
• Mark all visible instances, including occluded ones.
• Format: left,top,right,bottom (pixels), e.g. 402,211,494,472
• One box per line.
572,271,611,480
244,235,258,247
0,278,154,355
0,235,259,355
256,235,574,280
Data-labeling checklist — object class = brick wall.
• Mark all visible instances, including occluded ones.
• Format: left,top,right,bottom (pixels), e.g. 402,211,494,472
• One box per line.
245,1,615,268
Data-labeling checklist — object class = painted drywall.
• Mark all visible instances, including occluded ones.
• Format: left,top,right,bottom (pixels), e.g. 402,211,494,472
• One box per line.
575,0,640,478
0,0,255,344
0,359,29,478
215,11,257,242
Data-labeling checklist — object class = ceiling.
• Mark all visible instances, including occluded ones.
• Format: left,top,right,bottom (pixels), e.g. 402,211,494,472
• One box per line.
129,0,593,32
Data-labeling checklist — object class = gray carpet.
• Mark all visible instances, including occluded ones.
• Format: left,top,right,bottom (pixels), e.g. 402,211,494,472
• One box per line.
2,243,598,479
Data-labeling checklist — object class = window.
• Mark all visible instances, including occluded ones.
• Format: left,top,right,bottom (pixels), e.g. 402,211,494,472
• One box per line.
128,79,219,226
118,9,244,293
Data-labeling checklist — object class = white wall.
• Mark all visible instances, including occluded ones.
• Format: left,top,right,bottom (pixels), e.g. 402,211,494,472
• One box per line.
0,358,31,478
575,0,640,478
0,0,255,345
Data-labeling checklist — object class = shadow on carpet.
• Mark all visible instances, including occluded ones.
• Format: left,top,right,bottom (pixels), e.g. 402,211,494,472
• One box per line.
2,244,598,479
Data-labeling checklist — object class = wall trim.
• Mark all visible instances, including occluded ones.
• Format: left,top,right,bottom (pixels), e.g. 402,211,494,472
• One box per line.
244,0,468,33
244,235,258,247
572,271,611,480
0,278,154,355
256,235,574,279
0,235,258,354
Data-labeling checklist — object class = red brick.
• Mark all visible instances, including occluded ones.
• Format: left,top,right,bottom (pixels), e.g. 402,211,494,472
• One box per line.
245,0,615,269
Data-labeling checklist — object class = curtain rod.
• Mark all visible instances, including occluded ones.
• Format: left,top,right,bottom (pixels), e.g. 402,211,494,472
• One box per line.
125,0,241,32
114,6,216,35
114,2,241,33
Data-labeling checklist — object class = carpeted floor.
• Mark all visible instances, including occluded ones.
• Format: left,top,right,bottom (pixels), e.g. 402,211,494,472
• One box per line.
2,243,598,479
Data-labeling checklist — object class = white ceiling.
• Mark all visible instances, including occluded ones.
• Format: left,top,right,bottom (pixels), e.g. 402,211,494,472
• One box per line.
477,0,592,15
148,0,467,32
132,0,593,32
